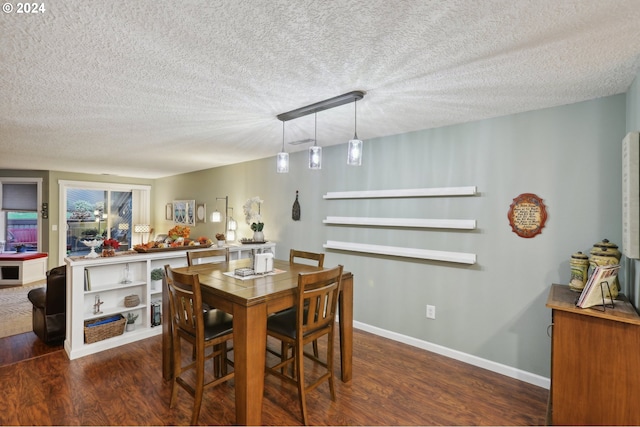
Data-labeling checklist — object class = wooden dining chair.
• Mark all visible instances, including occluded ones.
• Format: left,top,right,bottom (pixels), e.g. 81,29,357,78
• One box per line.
289,249,325,357
164,265,235,425
265,265,344,425
289,249,325,268
187,247,230,266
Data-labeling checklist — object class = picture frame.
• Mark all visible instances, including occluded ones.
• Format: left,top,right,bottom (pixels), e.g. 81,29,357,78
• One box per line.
196,203,206,223
173,200,195,226
165,203,173,220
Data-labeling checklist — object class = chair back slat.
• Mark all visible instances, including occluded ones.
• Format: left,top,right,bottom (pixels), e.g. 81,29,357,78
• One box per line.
187,248,230,266
289,249,325,268
297,265,343,337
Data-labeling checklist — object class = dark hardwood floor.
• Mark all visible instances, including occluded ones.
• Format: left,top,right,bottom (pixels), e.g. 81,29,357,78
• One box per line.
0,328,549,425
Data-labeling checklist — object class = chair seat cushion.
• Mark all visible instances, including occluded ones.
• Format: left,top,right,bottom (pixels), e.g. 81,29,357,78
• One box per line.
267,308,298,339
202,309,234,340
27,287,46,309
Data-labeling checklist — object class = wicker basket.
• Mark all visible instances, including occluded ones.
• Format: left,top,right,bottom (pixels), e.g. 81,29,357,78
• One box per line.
84,314,126,344
124,294,140,307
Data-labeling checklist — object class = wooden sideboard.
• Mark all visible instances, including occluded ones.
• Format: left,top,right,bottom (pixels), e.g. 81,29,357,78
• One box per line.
546,284,640,425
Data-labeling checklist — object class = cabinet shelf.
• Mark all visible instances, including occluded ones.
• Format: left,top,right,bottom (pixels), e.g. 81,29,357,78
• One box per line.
84,280,146,295
323,240,476,264
323,186,477,199
84,304,144,321
323,216,476,230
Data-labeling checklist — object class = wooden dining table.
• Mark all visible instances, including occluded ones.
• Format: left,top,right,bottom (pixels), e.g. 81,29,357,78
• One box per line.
161,258,354,426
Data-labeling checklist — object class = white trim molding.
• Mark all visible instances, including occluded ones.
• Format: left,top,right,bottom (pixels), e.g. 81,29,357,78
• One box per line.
354,321,550,390
323,240,476,265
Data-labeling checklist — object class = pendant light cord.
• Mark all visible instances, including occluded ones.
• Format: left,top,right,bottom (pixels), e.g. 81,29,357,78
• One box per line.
281,121,285,151
314,112,317,146
354,100,359,139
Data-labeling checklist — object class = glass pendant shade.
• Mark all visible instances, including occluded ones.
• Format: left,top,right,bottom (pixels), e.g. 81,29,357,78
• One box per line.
276,151,289,173
226,229,236,242
347,99,363,166
309,112,321,169
309,145,322,169
276,121,289,173
347,138,363,166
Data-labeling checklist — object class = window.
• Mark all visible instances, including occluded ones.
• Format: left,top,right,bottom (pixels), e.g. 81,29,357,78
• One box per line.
0,178,42,253
59,180,150,264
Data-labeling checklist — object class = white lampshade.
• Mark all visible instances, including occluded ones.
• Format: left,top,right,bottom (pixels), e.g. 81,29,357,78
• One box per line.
210,210,222,222
133,224,150,233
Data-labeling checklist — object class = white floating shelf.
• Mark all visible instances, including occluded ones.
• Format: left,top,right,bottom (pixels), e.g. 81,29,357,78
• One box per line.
323,240,476,265
323,186,477,199
323,216,476,230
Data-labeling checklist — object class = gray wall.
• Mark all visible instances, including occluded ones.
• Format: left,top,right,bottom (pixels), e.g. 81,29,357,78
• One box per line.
155,92,627,379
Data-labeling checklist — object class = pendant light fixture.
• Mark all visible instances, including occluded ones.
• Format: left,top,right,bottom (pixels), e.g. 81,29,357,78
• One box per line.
276,121,289,173
309,112,322,170
276,90,365,170
347,99,363,166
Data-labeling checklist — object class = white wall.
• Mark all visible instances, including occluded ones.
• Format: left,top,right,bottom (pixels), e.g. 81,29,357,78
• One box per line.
155,93,626,379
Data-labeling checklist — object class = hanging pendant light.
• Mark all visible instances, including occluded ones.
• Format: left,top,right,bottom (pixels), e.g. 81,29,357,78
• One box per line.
347,99,363,166
276,121,289,173
309,113,322,170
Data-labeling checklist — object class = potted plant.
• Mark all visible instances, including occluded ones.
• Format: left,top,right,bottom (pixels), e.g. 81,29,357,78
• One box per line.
150,268,164,290
215,233,226,247
126,312,138,332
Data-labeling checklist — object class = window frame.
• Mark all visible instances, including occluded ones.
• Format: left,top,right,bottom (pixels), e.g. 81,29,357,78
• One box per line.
58,180,150,265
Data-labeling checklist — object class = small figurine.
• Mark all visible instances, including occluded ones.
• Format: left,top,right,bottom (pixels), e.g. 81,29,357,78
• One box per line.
93,295,104,315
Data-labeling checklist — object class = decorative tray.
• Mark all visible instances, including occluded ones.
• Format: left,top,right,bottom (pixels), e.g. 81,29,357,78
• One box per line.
133,244,213,253
239,239,268,245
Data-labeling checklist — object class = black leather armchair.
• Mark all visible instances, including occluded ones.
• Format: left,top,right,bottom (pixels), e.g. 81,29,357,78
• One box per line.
27,265,66,345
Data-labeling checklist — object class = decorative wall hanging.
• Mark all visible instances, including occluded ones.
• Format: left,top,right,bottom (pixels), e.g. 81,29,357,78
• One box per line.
507,193,547,238
196,203,206,223
292,190,300,221
165,203,173,220
173,200,195,226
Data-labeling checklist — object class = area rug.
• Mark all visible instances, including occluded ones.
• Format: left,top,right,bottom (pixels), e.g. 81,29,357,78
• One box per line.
0,283,44,339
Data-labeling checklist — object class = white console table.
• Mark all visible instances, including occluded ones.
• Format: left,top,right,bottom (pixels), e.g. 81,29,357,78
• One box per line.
64,243,275,360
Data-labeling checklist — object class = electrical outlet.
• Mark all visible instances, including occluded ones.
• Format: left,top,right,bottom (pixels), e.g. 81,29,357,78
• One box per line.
426,304,436,319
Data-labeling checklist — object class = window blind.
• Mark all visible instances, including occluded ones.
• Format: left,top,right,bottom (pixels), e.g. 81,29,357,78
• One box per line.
2,183,37,211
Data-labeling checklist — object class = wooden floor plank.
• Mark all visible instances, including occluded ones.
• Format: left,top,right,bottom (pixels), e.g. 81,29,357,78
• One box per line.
0,328,548,425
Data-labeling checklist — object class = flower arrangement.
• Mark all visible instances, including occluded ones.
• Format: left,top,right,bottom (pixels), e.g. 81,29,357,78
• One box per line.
168,225,190,239
102,238,120,250
243,196,264,232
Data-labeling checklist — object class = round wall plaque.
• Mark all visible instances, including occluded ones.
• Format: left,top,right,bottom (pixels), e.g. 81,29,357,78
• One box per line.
507,193,547,238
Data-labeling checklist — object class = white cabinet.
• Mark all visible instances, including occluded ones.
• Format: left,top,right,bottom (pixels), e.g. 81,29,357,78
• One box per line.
64,242,275,360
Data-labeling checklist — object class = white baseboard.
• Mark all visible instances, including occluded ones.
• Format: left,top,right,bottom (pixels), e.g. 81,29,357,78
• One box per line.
354,321,550,390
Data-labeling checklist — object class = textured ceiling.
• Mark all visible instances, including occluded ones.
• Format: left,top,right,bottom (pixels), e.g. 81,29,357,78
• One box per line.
1,0,640,178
